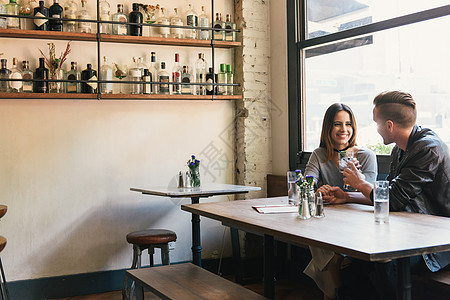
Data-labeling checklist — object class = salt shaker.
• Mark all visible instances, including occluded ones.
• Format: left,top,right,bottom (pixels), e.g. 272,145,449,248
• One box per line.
177,171,184,188
314,192,325,218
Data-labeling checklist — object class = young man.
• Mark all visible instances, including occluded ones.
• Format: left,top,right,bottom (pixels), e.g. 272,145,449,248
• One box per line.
321,91,450,298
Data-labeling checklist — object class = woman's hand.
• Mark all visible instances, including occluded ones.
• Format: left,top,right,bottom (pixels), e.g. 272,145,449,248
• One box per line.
323,186,349,204
316,184,333,197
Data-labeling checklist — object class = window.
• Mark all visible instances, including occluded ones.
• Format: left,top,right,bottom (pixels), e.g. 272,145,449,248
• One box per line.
287,0,450,169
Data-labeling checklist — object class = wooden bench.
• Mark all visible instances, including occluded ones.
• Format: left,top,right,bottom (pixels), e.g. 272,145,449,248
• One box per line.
126,263,267,300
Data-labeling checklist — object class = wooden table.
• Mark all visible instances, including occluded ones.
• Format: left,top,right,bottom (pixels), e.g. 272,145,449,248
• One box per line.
131,184,260,267
181,196,450,300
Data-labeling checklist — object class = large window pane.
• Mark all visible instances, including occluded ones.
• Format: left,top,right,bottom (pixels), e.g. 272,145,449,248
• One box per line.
307,0,449,39
304,16,450,154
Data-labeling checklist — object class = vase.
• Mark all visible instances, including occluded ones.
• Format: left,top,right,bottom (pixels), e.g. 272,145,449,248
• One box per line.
50,69,64,93
298,187,315,219
189,167,201,188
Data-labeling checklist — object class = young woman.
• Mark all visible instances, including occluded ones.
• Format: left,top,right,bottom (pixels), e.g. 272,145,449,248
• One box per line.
303,103,377,300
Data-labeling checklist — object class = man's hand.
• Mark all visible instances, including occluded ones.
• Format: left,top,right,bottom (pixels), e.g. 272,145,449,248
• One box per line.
322,186,349,204
343,161,365,190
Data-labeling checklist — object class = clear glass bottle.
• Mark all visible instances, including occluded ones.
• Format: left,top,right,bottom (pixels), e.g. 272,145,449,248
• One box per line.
80,63,97,93
99,0,111,34
148,51,158,94
195,53,206,95
142,69,151,94
225,14,236,41
213,13,224,41
6,0,20,29
199,5,209,40
158,62,169,95
226,64,233,95
33,0,49,31
157,7,170,38
171,53,181,95
100,56,113,94
9,57,22,92
21,60,33,93
170,8,183,39
65,61,80,93
129,57,143,94
217,63,227,95
77,0,91,33
63,0,78,32
49,0,63,31
111,4,127,35
34,57,49,93
0,59,11,93
129,3,143,36
205,67,214,95
181,65,192,95
185,3,198,39
18,0,32,30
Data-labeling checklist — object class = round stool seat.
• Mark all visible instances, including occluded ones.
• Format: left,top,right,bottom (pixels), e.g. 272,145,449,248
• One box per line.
0,236,6,253
126,229,177,246
0,205,7,219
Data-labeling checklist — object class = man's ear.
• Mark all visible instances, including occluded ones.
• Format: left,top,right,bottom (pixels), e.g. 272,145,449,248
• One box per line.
386,120,394,132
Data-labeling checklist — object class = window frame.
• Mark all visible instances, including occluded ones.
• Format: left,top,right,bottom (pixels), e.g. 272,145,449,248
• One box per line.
286,0,450,170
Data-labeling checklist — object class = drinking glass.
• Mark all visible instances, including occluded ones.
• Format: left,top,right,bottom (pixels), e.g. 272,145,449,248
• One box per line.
374,180,389,224
287,171,299,205
114,63,128,93
339,151,354,190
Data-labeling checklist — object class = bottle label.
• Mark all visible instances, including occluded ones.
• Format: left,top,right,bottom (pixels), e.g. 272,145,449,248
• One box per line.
34,12,48,27
159,75,169,93
64,12,77,26
88,75,98,90
225,25,233,41
10,72,23,90
160,20,170,36
186,15,198,27
213,24,223,40
118,24,127,35
170,20,182,37
200,18,209,39
206,78,213,92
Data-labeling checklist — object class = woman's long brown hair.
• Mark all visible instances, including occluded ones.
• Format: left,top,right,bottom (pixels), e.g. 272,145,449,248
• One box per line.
319,103,357,162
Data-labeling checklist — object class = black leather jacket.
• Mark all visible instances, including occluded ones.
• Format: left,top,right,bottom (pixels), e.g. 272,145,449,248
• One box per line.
387,125,450,270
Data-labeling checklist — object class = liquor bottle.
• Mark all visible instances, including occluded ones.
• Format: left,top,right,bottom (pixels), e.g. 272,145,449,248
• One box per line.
65,61,80,93
129,57,143,94
33,1,49,31
195,53,206,95
198,6,209,40
19,0,32,30
99,0,111,34
217,63,227,95
6,0,20,29
129,3,143,36
181,66,192,95
8,57,22,92
148,51,158,94
171,53,181,95
34,57,49,93
170,8,183,39
100,56,113,94
226,64,233,95
111,4,127,35
63,0,78,32
142,69,151,94
185,4,198,39
158,62,169,95
157,7,169,38
21,60,34,93
205,67,214,95
225,14,236,41
213,13,224,41
77,0,91,33
81,64,97,94
49,0,63,31
0,59,11,93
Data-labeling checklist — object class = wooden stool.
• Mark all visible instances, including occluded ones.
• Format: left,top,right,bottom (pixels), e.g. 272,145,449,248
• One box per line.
122,229,177,300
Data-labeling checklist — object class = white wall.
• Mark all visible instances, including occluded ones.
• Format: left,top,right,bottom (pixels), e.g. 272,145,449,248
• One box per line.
0,0,239,281
270,0,289,175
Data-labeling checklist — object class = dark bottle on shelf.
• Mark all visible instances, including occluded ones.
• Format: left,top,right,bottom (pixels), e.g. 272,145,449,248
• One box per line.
128,3,143,36
0,59,11,93
34,57,49,93
81,64,98,94
205,67,215,95
49,0,63,31
33,0,49,31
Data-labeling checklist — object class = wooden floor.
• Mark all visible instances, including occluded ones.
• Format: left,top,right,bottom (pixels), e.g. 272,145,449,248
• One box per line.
53,277,323,300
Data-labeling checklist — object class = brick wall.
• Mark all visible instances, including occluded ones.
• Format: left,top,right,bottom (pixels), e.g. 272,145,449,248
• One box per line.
234,0,272,200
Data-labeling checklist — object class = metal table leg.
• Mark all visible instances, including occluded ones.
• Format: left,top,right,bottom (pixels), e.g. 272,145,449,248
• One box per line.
263,234,275,300
191,196,202,266
397,257,411,300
